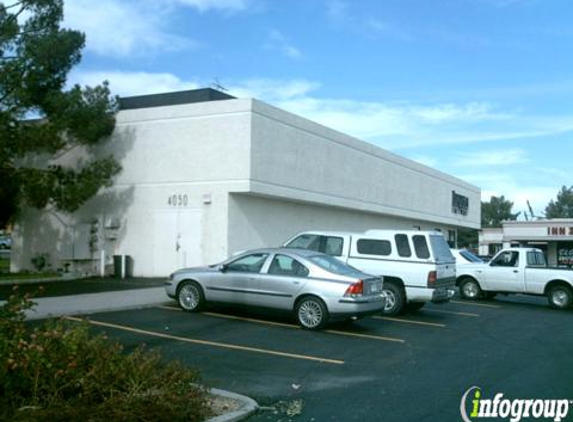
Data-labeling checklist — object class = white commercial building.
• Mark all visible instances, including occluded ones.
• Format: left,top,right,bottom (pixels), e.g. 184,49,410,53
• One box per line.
12,89,480,277
479,219,573,267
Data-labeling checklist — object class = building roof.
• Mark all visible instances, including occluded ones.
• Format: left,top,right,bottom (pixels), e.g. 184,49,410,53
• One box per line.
118,88,236,110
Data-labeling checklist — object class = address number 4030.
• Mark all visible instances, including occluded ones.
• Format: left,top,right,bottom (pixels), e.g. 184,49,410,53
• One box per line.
167,194,189,207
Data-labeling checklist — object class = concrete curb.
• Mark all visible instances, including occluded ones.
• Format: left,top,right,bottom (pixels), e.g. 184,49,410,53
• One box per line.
205,388,259,422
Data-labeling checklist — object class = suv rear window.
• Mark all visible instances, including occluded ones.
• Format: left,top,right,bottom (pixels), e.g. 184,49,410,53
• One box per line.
429,235,454,262
286,234,321,251
357,239,391,256
413,235,430,259
285,234,343,256
395,234,412,257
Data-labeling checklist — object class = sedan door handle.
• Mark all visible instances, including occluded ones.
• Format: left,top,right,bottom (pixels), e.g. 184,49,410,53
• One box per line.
292,281,300,285
513,270,519,273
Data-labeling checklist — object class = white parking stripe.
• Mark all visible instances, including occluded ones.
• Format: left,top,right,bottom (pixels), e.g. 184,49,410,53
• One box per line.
423,308,479,317
373,316,446,328
450,300,501,309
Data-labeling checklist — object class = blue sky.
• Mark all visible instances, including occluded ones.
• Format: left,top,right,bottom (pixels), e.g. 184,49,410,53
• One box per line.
62,0,573,217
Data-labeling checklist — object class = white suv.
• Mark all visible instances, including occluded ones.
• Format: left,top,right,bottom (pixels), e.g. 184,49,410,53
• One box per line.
284,230,456,315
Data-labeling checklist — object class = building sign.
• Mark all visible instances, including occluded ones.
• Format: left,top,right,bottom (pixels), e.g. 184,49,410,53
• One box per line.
452,191,469,216
547,226,573,236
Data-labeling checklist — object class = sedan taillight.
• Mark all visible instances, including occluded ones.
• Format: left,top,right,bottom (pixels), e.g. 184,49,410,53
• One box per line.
344,280,364,297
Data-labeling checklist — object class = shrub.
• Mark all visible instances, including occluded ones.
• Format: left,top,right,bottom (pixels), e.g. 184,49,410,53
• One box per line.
0,288,210,421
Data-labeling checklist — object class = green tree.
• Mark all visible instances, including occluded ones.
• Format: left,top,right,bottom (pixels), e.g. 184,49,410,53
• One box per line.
481,195,520,228
457,228,479,249
545,186,573,218
0,0,120,228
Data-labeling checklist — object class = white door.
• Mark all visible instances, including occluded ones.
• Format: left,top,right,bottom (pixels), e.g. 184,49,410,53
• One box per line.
152,210,202,277
483,250,522,292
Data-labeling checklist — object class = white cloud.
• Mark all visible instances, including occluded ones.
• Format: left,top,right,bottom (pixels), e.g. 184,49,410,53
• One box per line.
224,78,573,151
264,30,302,59
461,173,555,217
63,0,250,58
455,149,528,167
69,70,200,97
228,79,320,100
64,0,197,57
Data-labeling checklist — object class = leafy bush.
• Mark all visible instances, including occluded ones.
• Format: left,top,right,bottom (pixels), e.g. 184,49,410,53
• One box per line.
0,288,210,421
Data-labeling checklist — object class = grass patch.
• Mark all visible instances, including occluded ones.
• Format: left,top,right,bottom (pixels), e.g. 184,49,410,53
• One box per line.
0,290,210,421
0,259,9,273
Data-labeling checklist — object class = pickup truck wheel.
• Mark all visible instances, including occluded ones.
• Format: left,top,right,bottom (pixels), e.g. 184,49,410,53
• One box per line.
382,284,406,315
547,285,573,309
459,278,482,300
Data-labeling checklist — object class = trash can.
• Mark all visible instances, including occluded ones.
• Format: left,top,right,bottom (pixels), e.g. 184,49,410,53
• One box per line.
113,255,133,278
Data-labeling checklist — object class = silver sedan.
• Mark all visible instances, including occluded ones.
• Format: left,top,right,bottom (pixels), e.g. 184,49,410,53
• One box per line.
165,248,386,330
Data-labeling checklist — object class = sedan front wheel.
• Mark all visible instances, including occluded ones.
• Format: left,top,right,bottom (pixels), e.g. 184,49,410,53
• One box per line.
296,296,329,330
177,281,205,312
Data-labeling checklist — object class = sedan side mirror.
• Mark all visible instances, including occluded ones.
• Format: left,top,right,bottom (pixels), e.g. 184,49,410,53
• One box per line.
217,264,228,272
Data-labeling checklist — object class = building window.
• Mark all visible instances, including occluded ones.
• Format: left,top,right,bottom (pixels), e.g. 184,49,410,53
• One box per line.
557,242,573,267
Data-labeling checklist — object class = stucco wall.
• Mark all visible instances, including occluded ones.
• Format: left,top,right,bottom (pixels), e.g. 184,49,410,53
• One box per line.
249,100,480,229
227,193,459,256
12,99,254,275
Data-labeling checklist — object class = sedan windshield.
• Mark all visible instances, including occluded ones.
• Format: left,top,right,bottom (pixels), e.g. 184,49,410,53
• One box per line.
308,254,365,278
459,250,484,263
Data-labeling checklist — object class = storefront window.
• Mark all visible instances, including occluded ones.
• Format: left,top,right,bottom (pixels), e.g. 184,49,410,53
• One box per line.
557,242,573,267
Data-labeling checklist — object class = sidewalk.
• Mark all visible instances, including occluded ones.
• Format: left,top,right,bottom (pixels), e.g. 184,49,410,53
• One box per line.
0,277,171,320
24,287,169,320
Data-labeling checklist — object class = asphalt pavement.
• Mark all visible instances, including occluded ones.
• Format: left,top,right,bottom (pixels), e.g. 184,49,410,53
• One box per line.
62,294,573,422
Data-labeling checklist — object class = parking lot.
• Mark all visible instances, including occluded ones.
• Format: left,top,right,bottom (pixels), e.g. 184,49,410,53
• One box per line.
69,294,573,421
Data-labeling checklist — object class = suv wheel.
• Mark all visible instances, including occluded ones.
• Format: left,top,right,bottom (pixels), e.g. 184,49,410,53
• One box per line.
382,283,405,315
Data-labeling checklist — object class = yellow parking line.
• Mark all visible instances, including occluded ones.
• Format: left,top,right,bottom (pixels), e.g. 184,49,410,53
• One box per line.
157,305,298,329
204,311,299,329
450,300,501,309
373,316,446,328
157,306,405,343
423,308,480,318
64,316,344,365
